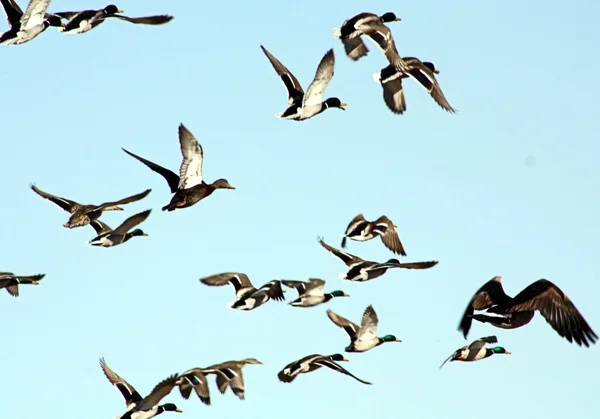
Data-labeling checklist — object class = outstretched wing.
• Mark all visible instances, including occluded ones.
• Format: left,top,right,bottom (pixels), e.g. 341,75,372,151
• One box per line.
113,209,151,234
327,309,360,340
20,0,51,30
1,0,24,27
93,189,151,212
341,37,369,61
122,148,180,193
404,59,456,113
30,184,79,213
199,272,255,299
302,49,336,108
314,359,372,385
110,14,173,25
318,237,362,266
99,358,142,408
357,305,379,341
467,335,498,352
135,374,179,411
177,123,204,190
89,219,112,235
260,45,304,105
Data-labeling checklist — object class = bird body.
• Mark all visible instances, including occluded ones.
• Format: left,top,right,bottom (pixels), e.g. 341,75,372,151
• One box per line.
341,213,406,255
176,368,210,405
88,209,151,247
277,353,371,384
282,278,348,307
199,272,286,310
1,0,64,45
439,336,510,369
0,272,45,297
202,358,262,401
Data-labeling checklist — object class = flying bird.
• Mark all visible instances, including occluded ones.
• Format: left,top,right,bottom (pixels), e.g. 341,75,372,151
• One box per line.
281,278,349,307
88,209,151,248
201,358,262,401
439,336,511,369
199,272,286,310
99,357,182,419
332,12,401,61
122,123,234,212
318,237,437,281
327,305,401,353
176,368,210,405
261,45,346,121
30,184,151,229
277,353,371,385
341,213,406,255
373,59,455,114
0,272,45,297
1,0,64,45
458,276,597,347
55,4,172,34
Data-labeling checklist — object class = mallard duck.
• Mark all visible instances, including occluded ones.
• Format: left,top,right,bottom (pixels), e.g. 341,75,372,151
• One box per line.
176,368,210,405
30,184,151,229
88,209,151,248
99,358,182,419
202,358,262,401
122,124,234,212
333,12,401,61
199,272,285,310
277,353,371,385
373,60,455,114
458,276,598,347
55,4,172,34
0,272,45,297
281,278,349,307
333,11,408,73
1,0,64,45
439,336,510,369
341,213,406,255
261,45,346,120
318,237,437,281
327,305,401,353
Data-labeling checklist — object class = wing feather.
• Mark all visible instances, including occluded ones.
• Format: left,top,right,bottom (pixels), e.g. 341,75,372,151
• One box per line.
177,123,204,189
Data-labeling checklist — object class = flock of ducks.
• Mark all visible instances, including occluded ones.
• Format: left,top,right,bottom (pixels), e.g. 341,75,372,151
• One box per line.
3,5,598,419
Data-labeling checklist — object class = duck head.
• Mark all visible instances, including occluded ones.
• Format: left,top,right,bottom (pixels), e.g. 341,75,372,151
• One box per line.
382,334,402,343
380,12,401,23
129,229,148,237
491,346,511,355
212,179,235,190
104,4,124,14
423,62,440,74
386,258,400,264
329,353,349,362
159,404,182,413
330,290,350,298
240,358,262,365
324,98,346,110
46,15,65,28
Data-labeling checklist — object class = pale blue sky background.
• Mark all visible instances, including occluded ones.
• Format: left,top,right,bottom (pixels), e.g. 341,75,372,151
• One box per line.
2,0,599,418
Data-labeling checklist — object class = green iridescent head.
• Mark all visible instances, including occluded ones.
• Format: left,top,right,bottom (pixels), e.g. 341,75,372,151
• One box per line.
382,335,401,343
330,290,349,298
491,347,511,354
129,229,148,237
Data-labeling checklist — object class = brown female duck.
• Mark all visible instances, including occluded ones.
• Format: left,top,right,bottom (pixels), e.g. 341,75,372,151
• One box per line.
122,123,234,212
30,184,151,228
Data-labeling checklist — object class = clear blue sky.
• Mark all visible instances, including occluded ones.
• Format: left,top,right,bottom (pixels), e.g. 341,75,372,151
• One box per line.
2,0,599,418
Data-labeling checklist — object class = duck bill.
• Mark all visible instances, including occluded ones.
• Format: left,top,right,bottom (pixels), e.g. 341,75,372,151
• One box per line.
227,185,236,189
395,338,402,342
341,357,349,362
117,9,124,13
32,281,40,285
505,351,512,354
175,408,183,413
394,17,401,21
340,102,347,110
342,293,350,297
142,233,149,236
433,69,440,74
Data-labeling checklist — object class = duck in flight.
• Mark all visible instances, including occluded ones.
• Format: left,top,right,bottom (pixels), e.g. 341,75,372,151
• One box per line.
30,184,151,229
199,272,286,311
99,357,182,419
1,0,64,45
200,358,262,401
341,213,406,255
281,278,349,307
439,336,511,369
318,237,437,281
458,276,597,347
277,353,371,385
327,305,401,353
373,60,455,114
333,12,401,61
55,4,172,34
122,123,234,212
333,11,408,73
88,209,151,248
261,45,346,121
0,272,45,297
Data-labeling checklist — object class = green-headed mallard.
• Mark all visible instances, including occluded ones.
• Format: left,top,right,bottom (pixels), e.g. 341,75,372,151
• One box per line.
199,272,285,310
202,358,262,401
1,0,65,45
373,60,455,114
439,336,510,369
56,4,172,34
318,237,437,281
0,272,45,297
458,276,597,347
176,368,210,405
341,213,405,255
99,357,182,419
333,11,408,74
277,353,371,385
281,278,348,307
261,45,346,120
332,12,400,61
122,124,234,212
30,184,151,229
327,305,401,353
88,209,151,248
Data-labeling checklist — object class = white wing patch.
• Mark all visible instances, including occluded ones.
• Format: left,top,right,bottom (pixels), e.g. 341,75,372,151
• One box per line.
20,0,51,30
178,124,204,190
